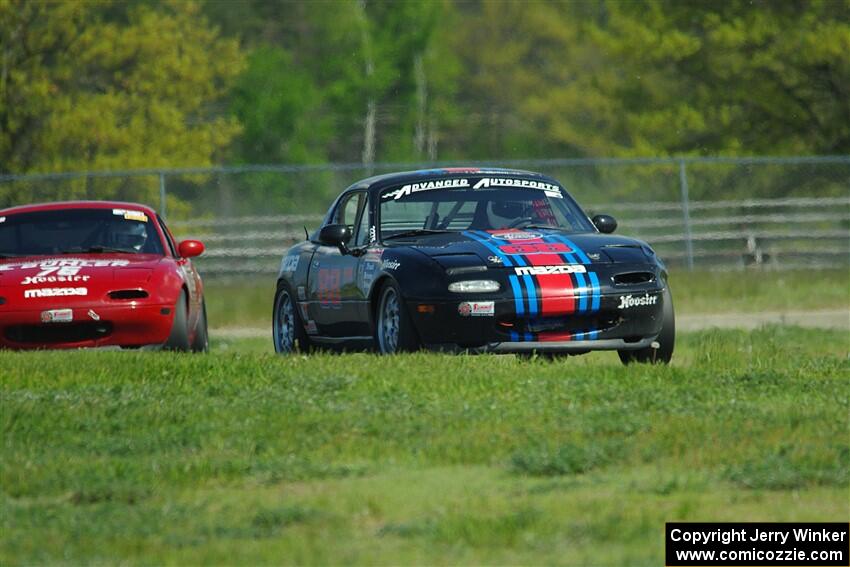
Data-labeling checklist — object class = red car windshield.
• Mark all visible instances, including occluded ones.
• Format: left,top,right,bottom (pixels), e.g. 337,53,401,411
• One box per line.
0,208,164,257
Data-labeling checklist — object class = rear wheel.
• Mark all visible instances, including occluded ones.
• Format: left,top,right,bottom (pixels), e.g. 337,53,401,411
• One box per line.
164,290,190,351
375,281,419,354
273,283,312,353
618,286,675,365
191,300,209,353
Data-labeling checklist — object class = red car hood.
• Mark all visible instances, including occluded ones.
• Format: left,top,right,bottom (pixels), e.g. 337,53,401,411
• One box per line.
0,254,166,308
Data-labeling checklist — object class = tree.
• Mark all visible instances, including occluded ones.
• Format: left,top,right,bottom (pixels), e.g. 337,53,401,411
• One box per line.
0,0,244,175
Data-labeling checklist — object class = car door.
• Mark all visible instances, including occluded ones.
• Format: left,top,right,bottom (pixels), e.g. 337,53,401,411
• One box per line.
307,191,371,338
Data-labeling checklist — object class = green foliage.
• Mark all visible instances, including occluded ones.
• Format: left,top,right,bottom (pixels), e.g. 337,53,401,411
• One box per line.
1,327,847,563
2,0,849,207
0,0,243,188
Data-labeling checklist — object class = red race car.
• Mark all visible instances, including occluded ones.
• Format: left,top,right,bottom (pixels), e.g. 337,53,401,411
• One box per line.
0,201,208,351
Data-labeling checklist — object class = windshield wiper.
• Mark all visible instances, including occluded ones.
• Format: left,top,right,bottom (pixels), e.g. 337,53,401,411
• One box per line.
383,229,455,240
60,245,139,254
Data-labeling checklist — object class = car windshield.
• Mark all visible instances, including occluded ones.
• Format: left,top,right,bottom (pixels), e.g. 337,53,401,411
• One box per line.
379,178,594,239
0,208,164,257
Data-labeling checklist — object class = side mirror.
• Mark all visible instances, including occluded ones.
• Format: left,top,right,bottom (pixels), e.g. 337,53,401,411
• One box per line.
318,224,353,254
178,239,205,258
592,214,617,234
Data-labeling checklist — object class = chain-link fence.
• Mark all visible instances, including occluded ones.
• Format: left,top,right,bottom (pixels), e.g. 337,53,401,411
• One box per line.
1,156,848,277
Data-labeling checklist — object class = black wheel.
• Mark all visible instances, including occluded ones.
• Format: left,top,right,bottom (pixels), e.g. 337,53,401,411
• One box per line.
191,300,209,353
273,282,312,353
618,286,675,365
164,290,190,351
375,281,420,354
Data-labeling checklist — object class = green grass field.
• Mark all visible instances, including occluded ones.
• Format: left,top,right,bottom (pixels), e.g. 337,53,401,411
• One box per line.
2,326,848,565
204,269,850,329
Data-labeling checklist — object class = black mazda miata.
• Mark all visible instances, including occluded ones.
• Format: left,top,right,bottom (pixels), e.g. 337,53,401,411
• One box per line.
273,168,674,364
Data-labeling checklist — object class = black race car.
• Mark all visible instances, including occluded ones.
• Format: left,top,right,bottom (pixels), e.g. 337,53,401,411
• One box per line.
273,168,674,364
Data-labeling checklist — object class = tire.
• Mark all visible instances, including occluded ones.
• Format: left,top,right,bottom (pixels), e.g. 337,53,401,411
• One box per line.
273,282,313,353
164,290,190,351
618,286,675,365
191,300,209,353
375,281,420,354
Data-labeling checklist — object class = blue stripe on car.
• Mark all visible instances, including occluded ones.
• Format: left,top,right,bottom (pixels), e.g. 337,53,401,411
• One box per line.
555,236,592,264
543,234,589,312
462,231,513,267
522,274,538,316
573,271,588,312
588,271,600,311
473,230,527,266
548,234,597,310
508,275,524,316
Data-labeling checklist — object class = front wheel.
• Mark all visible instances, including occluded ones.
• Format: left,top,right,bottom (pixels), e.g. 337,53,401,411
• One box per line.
273,283,312,353
375,282,420,354
164,290,190,351
618,286,675,365
191,300,209,353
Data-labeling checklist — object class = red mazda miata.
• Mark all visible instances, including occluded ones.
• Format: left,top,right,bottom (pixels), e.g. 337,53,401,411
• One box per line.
0,201,208,351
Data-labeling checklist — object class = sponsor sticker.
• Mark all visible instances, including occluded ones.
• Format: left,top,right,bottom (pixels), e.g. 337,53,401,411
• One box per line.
472,177,563,198
0,259,130,272
500,242,571,254
113,208,148,222
0,217,5,223
24,287,88,299
381,260,401,270
87,309,100,321
458,301,495,317
41,309,73,323
382,178,470,201
618,293,658,309
514,265,587,276
487,255,503,265
496,231,540,241
21,265,90,286
281,254,300,273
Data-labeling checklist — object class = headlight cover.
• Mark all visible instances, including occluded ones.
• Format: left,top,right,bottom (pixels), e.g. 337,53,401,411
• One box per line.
448,280,500,293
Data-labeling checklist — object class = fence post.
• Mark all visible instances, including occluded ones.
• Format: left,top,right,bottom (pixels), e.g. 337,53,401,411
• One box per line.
159,172,167,219
678,159,695,271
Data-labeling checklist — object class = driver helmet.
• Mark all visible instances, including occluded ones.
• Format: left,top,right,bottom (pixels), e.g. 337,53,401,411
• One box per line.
111,221,148,251
487,200,529,228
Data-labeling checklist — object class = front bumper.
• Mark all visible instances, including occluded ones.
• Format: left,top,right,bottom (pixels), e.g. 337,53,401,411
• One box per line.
0,303,174,349
407,288,665,352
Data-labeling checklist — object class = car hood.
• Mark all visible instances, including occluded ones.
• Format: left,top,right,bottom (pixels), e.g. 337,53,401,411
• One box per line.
386,229,654,267
0,254,166,304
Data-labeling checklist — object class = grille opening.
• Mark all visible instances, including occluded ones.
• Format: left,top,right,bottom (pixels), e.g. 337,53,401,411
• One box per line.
497,314,618,335
5,322,113,344
109,289,149,300
613,272,654,285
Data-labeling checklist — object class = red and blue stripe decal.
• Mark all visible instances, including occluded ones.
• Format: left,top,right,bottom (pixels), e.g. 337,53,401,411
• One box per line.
463,229,601,342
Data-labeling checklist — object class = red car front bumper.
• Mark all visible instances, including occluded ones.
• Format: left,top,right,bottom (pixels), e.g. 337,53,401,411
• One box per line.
0,303,175,349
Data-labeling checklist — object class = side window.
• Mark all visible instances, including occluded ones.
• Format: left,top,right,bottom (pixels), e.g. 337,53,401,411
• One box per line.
156,216,178,257
354,196,370,246
332,192,364,226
